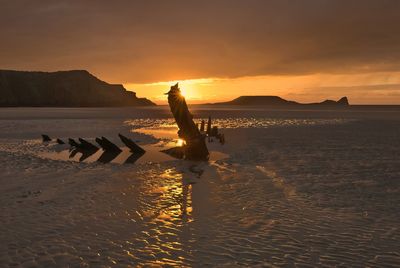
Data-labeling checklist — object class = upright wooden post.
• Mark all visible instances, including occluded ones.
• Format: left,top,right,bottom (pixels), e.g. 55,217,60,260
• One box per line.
166,83,209,160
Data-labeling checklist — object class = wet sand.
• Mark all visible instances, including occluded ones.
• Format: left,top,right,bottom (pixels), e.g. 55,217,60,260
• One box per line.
1,107,400,266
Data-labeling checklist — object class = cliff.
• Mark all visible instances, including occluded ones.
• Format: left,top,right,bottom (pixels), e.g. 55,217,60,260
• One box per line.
214,96,349,106
0,70,156,107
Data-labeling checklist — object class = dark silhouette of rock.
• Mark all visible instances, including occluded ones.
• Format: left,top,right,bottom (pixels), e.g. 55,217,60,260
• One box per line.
337,97,349,105
118,134,145,154
213,96,350,106
165,83,209,160
95,137,121,152
56,138,65,144
0,70,156,107
78,138,98,151
41,134,51,142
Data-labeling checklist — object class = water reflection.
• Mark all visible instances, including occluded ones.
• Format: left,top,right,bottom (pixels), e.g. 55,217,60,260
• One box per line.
78,148,98,162
132,165,206,266
97,150,121,163
124,152,145,164
143,168,194,223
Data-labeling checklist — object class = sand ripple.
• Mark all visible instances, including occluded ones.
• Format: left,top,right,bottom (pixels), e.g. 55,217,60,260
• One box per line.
1,115,399,266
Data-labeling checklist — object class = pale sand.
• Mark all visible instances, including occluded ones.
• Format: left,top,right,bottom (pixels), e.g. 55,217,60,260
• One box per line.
1,107,400,267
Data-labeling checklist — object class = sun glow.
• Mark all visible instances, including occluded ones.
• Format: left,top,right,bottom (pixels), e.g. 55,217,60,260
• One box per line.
162,79,212,101
125,71,400,105
125,78,215,104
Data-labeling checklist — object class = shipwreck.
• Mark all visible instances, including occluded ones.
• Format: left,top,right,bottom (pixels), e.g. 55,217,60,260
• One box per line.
163,83,210,161
41,83,223,164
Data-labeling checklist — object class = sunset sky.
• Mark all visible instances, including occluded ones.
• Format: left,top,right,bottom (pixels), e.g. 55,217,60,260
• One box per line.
1,0,400,104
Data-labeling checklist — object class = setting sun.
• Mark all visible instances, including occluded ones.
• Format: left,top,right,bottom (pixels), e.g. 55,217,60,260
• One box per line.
179,85,200,100
125,78,216,104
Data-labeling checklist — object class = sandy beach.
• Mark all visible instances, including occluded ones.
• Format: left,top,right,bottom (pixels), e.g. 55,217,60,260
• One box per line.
1,106,400,267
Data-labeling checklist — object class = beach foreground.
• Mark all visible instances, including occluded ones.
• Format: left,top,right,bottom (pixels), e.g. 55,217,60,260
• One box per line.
1,107,400,267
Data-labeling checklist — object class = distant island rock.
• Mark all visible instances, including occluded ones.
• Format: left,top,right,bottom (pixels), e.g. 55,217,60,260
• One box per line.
0,70,155,107
213,96,349,106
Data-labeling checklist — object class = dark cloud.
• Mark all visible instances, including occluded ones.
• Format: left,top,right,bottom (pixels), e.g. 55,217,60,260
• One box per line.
1,0,400,83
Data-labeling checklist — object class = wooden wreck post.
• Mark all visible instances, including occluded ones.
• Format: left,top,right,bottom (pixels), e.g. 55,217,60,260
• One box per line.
206,116,212,135
166,83,209,160
200,120,205,132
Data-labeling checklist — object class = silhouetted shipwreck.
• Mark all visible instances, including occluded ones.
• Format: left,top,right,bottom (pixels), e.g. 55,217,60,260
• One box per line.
78,138,98,151
119,134,146,154
68,137,97,151
93,137,121,163
200,120,205,132
199,115,225,144
68,138,80,148
97,150,120,164
206,116,212,136
63,135,145,164
67,138,99,161
42,134,51,142
39,132,146,164
124,152,144,164
95,135,145,163
95,137,121,152
163,83,209,160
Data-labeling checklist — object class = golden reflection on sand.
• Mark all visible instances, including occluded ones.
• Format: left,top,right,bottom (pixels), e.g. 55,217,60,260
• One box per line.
134,167,196,266
145,168,193,223
176,138,185,147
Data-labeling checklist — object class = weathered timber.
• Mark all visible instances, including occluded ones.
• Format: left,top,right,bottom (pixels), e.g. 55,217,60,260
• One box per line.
118,134,145,154
68,138,98,155
69,148,79,158
42,134,51,142
95,137,121,152
68,148,98,162
68,138,80,148
200,120,205,132
79,149,98,162
165,83,209,160
206,116,212,135
125,153,144,164
78,138,98,151
97,150,120,163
